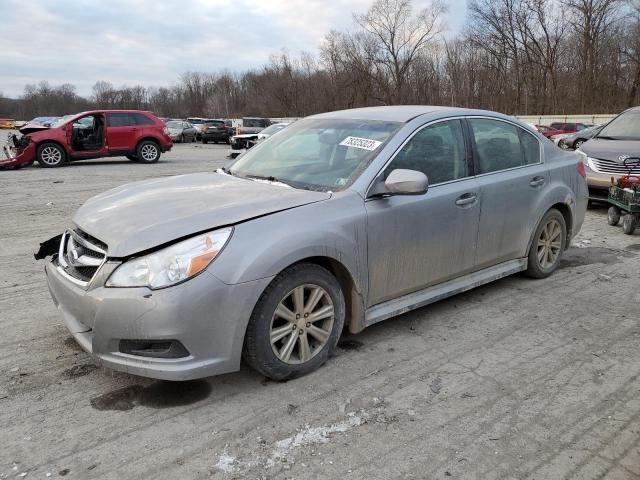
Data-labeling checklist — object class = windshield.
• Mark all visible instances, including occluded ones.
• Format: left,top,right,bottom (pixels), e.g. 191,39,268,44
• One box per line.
166,121,182,128
230,118,401,191
597,110,640,140
260,124,286,135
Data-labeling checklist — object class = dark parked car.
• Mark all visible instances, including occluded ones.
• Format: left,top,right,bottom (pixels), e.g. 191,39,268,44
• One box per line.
201,120,233,144
579,107,640,199
1,110,172,168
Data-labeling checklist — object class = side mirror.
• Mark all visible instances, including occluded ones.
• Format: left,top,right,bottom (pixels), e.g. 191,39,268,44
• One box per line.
377,169,429,196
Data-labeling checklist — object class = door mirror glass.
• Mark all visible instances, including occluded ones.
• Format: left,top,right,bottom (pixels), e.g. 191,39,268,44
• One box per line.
383,169,429,195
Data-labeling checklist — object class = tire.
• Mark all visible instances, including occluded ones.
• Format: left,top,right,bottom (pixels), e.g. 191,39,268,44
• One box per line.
607,206,621,226
243,263,346,381
36,142,66,168
202,139,208,144
126,155,138,162
622,214,637,235
525,208,567,279
136,140,160,164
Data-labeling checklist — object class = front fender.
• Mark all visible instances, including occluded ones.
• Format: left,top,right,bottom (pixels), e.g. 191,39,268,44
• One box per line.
209,191,367,296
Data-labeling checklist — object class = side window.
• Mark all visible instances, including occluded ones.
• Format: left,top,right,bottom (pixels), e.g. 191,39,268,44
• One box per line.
107,113,135,127
385,120,468,184
132,113,155,125
470,119,540,174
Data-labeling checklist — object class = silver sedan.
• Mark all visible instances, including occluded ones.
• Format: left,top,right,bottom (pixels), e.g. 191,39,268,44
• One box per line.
44,106,588,381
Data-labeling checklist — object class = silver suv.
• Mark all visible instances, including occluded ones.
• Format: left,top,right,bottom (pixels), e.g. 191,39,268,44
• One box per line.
44,106,588,381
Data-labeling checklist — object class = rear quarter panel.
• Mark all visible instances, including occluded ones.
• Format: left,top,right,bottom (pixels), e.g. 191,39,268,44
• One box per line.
539,143,588,242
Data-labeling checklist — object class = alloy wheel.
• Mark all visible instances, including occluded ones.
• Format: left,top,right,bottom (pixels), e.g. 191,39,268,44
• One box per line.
270,284,335,364
140,144,158,161
41,146,62,165
537,219,562,269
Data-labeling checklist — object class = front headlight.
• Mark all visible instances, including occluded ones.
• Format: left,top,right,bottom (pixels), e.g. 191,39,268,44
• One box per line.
106,228,233,289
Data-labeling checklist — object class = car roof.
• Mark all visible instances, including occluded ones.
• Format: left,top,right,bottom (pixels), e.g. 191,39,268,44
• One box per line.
309,105,517,123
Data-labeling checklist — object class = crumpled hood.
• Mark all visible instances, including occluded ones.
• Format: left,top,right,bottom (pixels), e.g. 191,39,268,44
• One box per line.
19,123,51,134
580,139,640,162
74,172,331,257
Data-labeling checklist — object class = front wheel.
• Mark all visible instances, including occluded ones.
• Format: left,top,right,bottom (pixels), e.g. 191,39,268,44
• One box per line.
623,214,637,235
608,206,621,226
243,263,345,381
525,209,567,279
136,140,160,163
36,142,66,168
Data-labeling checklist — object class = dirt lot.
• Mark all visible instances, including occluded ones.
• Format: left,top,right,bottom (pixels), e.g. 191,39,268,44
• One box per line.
1,130,639,480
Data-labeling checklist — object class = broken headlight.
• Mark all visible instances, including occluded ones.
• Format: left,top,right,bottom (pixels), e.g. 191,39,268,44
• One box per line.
106,228,233,289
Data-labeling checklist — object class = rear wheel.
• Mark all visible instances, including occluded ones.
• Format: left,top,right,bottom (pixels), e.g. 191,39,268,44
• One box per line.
36,142,66,168
136,140,160,163
202,139,208,144
243,263,345,381
623,214,637,235
525,209,566,278
607,206,621,226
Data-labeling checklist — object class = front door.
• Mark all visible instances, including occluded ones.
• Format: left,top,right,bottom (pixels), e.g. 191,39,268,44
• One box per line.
467,118,549,269
365,119,481,306
67,114,107,157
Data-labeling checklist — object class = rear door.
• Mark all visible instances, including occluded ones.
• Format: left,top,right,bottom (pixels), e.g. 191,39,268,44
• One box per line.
365,119,481,305
467,117,547,269
106,113,138,152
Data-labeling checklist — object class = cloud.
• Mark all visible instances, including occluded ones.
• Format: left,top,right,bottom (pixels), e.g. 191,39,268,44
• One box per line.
0,0,466,98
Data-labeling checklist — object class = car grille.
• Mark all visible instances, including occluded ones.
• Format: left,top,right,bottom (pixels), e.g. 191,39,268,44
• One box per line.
589,157,640,175
57,229,107,286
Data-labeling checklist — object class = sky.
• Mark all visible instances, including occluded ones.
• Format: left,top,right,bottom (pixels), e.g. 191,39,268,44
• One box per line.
0,0,468,98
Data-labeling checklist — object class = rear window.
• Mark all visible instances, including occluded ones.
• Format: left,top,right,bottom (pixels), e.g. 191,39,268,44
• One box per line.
107,113,136,127
244,118,270,128
133,113,155,125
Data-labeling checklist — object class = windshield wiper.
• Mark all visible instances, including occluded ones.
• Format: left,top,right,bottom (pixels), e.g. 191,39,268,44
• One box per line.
245,174,279,182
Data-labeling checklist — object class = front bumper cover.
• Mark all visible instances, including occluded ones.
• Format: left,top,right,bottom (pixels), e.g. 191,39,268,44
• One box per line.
0,134,36,168
45,257,272,380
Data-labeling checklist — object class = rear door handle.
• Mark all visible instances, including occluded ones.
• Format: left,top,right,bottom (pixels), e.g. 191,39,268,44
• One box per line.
455,193,477,207
530,176,546,187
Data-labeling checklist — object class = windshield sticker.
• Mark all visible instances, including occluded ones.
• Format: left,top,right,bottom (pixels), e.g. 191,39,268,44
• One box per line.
339,136,383,151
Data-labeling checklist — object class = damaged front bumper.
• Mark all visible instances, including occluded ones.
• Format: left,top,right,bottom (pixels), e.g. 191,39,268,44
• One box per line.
44,253,272,381
0,133,36,168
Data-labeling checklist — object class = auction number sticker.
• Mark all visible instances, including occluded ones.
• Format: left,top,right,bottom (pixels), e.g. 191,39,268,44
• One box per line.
339,136,383,151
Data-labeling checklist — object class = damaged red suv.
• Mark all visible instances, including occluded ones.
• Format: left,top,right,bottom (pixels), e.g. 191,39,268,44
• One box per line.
1,110,172,168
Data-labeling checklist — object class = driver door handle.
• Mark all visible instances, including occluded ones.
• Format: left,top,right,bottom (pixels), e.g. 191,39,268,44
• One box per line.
530,176,546,187
455,193,477,207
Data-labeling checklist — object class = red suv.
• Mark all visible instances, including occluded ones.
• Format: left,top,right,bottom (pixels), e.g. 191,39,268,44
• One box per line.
1,110,172,168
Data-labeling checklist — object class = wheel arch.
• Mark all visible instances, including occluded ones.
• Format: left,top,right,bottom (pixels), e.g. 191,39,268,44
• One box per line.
36,139,67,158
284,256,366,335
135,136,161,150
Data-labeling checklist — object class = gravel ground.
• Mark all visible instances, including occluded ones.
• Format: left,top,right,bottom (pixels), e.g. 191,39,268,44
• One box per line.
1,130,639,479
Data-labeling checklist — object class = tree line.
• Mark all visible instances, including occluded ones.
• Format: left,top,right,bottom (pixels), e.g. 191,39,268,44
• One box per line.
1,0,639,120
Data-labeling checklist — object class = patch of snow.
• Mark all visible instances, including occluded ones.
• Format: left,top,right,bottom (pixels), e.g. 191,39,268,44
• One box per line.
215,450,237,473
271,412,365,460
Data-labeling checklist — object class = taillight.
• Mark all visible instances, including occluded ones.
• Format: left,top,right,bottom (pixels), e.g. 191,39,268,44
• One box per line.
577,161,586,178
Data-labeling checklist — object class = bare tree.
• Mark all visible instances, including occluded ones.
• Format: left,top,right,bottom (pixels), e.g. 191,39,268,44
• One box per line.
354,0,448,103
